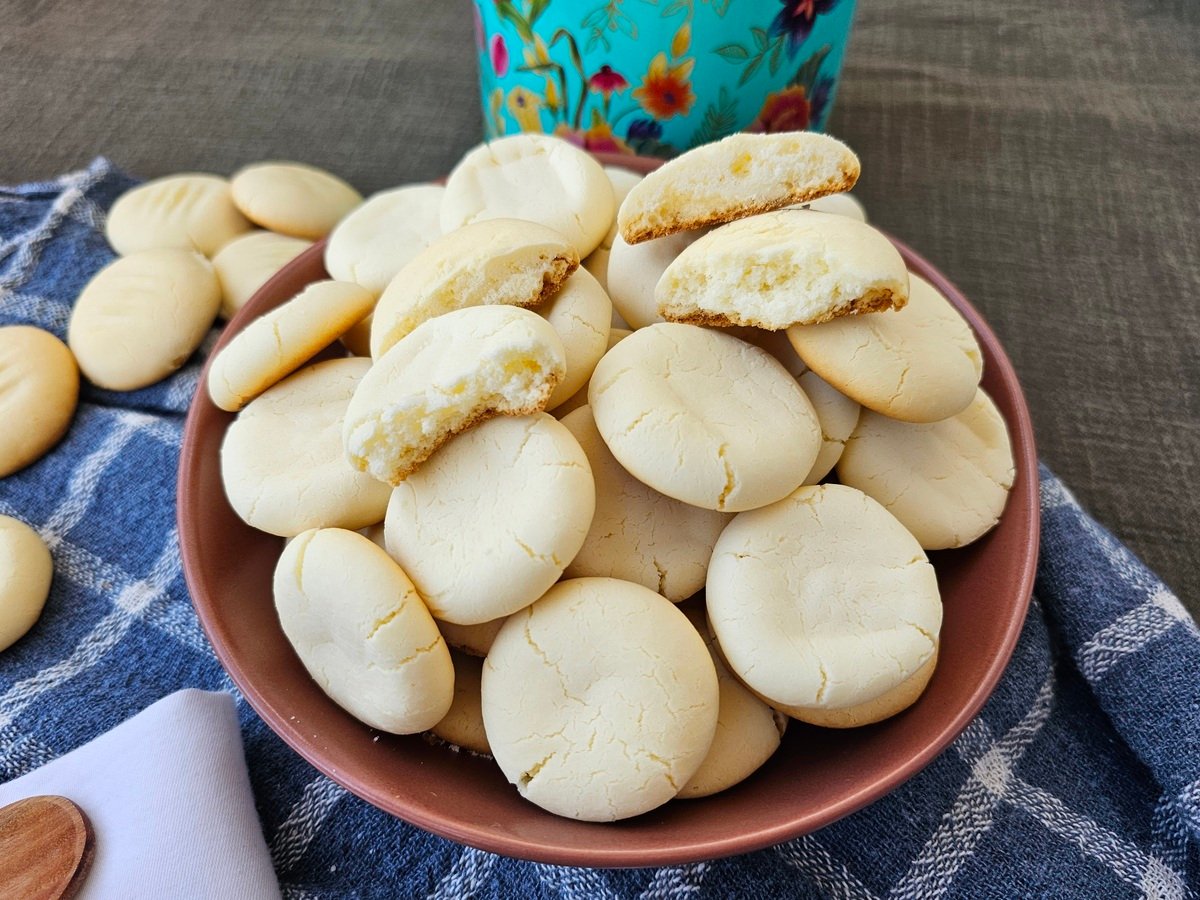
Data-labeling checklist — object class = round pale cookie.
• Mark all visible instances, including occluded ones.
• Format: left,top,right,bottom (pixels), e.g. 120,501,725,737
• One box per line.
435,617,506,658
482,577,719,822
539,269,612,411
582,167,643,293
560,405,728,602
275,528,453,734
617,132,859,244
606,229,703,330
837,388,1015,550
384,413,594,625
677,609,787,799
805,192,867,222
430,650,491,755
0,516,53,652
657,210,909,329
788,272,983,423
0,326,78,478
105,173,251,257
222,358,391,536
707,484,942,720
551,327,631,419
69,249,220,391
207,280,375,412
588,324,820,512
212,231,313,320
230,161,362,240
799,370,861,485
324,184,445,293
440,134,614,257
369,218,579,359
344,305,566,486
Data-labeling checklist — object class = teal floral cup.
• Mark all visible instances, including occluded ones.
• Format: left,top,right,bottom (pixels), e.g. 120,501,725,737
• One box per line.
471,0,857,157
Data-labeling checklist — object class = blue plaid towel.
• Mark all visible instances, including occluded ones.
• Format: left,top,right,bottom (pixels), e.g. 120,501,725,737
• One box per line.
1,159,1198,899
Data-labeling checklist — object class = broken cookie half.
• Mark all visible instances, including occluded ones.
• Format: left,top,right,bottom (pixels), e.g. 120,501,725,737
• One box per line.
617,131,860,244
656,210,910,330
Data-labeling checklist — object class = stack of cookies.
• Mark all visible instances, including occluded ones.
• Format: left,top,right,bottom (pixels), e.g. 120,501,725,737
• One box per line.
78,132,1016,823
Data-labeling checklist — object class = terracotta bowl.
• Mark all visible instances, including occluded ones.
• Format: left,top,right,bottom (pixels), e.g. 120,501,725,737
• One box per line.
178,154,1039,867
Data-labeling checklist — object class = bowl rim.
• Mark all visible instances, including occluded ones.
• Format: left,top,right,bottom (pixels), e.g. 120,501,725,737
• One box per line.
178,152,1039,866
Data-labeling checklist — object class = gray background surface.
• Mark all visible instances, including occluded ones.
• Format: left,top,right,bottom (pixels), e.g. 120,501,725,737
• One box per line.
1,1,1197,614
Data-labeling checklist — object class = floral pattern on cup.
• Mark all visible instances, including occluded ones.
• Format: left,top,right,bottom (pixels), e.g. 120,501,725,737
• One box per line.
474,0,856,156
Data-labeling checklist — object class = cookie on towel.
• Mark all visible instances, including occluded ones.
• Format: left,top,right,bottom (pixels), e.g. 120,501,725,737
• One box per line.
212,231,313,320
231,161,362,240
324,184,446,294
617,132,859,244
657,210,909,329
369,218,578,359
207,280,375,412
384,413,594,625
440,134,614,257
0,326,78,478
275,527,453,734
707,484,942,726
0,516,53,652
837,388,1015,550
69,249,221,391
560,405,729,602
588,324,820,512
344,305,565,485
222,358,391,536
482,577,718,822
788,272,982,423
105,173,251,257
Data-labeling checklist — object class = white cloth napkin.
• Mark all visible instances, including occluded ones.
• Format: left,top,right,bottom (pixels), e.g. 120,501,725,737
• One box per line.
0,689,281,899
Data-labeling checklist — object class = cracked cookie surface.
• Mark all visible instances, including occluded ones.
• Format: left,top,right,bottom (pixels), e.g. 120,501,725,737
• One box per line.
274,527,452,734
482,577,718,822
588,323,820,512
560,404,729,602
384,413,594,625
837,388,1015,550
788,272,982,423
707,483,942,718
